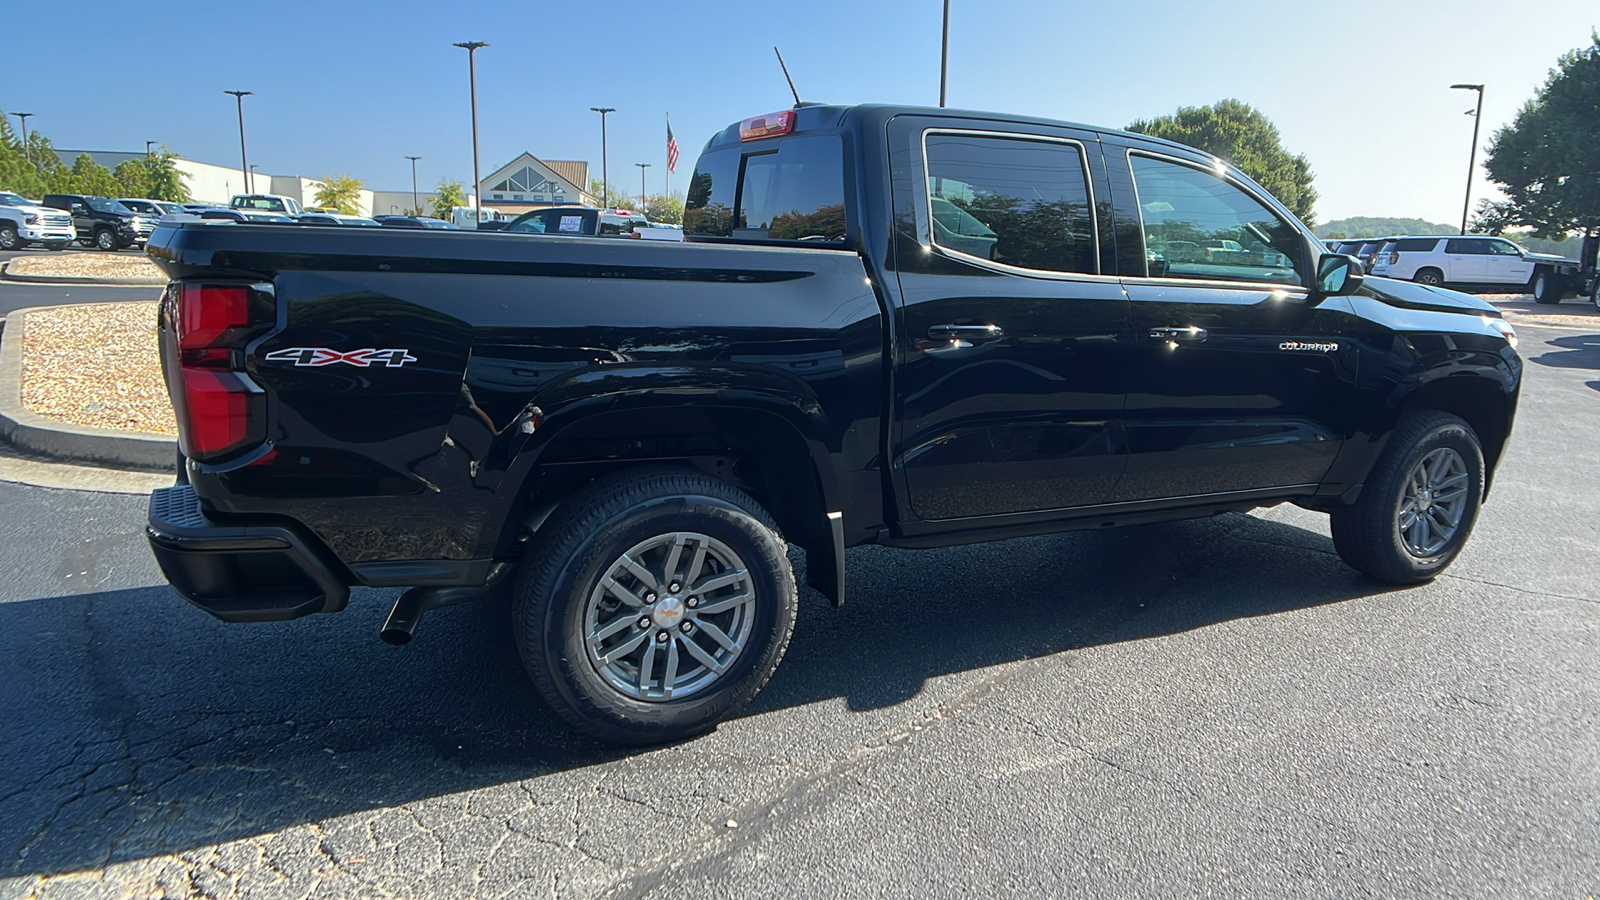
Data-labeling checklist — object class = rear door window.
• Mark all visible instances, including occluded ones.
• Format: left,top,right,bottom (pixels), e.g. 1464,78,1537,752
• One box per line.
922,132,1097,275
1395,238,1439,252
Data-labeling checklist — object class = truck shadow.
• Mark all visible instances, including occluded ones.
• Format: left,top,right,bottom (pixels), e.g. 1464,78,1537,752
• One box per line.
0,510,1390,879
1527,333,1600,371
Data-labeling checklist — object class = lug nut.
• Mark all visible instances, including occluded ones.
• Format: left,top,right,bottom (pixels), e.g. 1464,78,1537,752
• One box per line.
656,631,669,642
680,621,694,633
668,582,682,593
637,616,651,629
644,592,656,603
686,597,698,608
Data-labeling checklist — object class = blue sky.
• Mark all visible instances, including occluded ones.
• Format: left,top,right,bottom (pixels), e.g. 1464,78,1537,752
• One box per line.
8,0,1597,224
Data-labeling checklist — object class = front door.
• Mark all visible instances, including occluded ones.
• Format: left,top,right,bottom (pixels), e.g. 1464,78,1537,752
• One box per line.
1482,237,1534,285
1443,237,1488,281
890,118,1130,521
1107,147,1356,502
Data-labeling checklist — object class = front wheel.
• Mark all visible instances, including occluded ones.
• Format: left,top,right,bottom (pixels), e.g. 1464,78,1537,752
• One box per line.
94,229,119,251
513,466,798,744
1330,411,1484,584
0,224,20,251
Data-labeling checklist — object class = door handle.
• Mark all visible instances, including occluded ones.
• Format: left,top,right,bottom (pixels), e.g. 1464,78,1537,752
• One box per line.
1149,326,1207,342
928,324,1004,341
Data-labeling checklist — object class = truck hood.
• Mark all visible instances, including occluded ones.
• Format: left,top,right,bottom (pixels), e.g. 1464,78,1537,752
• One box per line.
1523,251,1579,265
1360,276,1500,317
1,202,59,217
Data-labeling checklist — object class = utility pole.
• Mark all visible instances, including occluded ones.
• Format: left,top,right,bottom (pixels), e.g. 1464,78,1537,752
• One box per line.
224,91,253,193
591,108,615,207
635,163,651,210
453,41,489,227
1451,83,1485,236
405,156,422,215
939,0,951,107
145,140,156,159
10,113,34,167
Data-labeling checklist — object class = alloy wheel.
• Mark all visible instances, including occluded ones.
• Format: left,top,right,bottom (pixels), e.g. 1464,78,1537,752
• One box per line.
583,531,757,702
1397,447,1470,557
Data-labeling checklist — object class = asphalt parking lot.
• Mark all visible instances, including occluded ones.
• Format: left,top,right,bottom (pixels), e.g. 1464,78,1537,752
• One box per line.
0,319,1595,898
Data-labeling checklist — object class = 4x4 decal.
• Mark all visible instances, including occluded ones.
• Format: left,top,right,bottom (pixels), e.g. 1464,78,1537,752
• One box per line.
263,347,418,368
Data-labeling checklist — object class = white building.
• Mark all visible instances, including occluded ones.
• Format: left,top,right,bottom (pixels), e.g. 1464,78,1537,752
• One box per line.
478,154,596,216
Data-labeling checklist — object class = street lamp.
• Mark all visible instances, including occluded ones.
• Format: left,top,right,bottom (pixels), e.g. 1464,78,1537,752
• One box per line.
224,90,253,193
1450,83,1485,236
453,41,489,227
249,164,260,190
635,162,651,210
10,113,33,166
145,140,156,159
405,156,422,215
939,0,951,107
591,107,615,207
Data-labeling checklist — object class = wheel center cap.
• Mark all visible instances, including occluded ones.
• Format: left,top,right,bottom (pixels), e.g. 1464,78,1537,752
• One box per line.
1417,490,1433,511
651,596,685,628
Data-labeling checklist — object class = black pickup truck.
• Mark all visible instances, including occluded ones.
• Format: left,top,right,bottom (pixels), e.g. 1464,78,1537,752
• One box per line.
145,104,1522,743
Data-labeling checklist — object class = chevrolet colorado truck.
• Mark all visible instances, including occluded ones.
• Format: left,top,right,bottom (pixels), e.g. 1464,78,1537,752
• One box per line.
145,104,1522,744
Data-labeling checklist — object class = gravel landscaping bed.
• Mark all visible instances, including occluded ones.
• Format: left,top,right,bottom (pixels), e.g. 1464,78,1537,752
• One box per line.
20,301,176,435
6,253,163,281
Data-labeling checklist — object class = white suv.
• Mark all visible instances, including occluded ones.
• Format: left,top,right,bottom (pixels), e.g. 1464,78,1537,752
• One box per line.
1370,234,1577,302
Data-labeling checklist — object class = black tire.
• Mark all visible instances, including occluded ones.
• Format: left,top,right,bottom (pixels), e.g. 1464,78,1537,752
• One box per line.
1532,270,1562,304
1413,268,1444,287
43,242,67,252
1330,411,1484,584
1591,277,1600,310
513,466,797,744
0,223,19,251
94,229,118,251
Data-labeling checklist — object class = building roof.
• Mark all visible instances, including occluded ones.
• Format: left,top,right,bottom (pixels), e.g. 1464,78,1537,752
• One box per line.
50,149,149,170
544,160,589,190
480,153,591,201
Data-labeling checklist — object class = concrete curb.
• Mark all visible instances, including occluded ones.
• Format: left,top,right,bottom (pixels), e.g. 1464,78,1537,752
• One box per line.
0,261,166,287
0,305,177,472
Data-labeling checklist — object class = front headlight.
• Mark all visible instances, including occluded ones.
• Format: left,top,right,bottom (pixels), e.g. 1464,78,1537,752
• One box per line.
1485,315,1518,349
24,213,38,224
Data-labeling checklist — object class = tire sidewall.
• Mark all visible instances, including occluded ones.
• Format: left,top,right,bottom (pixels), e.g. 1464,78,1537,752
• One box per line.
1415,269,1442,286
1376,421,1484,579
0,224,18,250
95,229,117,251
528,493,794,741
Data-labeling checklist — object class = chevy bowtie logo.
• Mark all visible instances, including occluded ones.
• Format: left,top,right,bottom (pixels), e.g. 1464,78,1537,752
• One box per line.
263,347,418,368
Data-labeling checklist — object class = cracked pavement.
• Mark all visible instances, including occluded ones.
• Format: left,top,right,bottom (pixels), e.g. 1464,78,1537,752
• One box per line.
1,323,1597,898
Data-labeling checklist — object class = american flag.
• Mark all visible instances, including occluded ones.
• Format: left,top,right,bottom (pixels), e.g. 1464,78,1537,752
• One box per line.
667,120,680,173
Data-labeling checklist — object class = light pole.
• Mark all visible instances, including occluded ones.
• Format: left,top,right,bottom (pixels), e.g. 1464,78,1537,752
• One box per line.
249,164,259,193
145,140,156,159
635,162,651,210
453,41,489,227
224,90,253,193
1451,83,1485,236
591,107,615,207
10,113,33,166
405,156,422,215
939,0,950,107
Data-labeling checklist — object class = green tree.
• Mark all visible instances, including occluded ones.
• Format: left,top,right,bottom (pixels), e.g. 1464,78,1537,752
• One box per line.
1314,216,1457,239
65,153,121,197
642,192,684,224
588,177,635,208
145,148,193,202
0,111,48,197
114,160,150,198
1128,99,1318,224
1482,33,1600,239
432,179,467,221
312,174,365,214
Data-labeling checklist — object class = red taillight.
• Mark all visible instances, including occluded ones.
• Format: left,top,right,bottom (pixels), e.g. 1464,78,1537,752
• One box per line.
178,285,249,351
740,110,796,141
171,283,263,460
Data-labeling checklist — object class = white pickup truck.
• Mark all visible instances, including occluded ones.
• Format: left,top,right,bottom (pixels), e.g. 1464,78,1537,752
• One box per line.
0,191,75,251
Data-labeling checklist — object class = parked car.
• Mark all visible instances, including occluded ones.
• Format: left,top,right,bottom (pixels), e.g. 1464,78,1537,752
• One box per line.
118,198,184,220
503,207,650,237
374,215,459,230
40,194,144,250
229,194,304,217
1369,234,1581,302
298,213,382,227
144,102,1521,745
0,190,75,251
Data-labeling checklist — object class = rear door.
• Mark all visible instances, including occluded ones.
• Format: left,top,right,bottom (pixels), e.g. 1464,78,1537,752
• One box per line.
1103,141,1356,502
888,115,1131,521
1444,237,1488,281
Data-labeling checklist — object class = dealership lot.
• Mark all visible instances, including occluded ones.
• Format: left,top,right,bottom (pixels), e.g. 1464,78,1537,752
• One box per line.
0,320,1595,898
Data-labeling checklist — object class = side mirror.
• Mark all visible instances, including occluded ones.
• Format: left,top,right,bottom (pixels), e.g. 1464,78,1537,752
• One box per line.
1315,253,1365,296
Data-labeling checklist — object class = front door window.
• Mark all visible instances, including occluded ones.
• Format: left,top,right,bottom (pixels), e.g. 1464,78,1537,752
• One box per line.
1129,155,1303,286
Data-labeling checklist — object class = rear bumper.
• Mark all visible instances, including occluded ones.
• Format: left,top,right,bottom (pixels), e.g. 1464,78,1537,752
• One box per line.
146,484,350,623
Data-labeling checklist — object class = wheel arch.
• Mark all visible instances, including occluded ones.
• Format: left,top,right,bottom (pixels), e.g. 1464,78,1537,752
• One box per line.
1397,373,1514,493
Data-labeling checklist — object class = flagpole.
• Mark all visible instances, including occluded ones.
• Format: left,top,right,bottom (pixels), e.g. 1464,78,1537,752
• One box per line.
665,112,671,197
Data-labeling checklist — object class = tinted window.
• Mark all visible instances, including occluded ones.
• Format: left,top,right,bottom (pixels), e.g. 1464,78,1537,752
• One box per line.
1129,155,1302,286
1487,240,1522,256
1336,241,1366,254
1395,238,1440,252
923,133,1096,275
685,135,845,243
1445,238,1487,254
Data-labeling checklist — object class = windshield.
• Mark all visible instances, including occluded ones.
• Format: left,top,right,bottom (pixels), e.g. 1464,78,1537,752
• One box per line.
0,192,29,206
86,197,133,214
232,196,286,212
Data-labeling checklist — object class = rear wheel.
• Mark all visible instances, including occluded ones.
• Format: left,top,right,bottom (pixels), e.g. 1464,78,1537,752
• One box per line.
94,229,118,251
1592,277,1600,309
1532,270,1563,304
513,466,797,744
1413,268,1444,287
1330,411,1484,584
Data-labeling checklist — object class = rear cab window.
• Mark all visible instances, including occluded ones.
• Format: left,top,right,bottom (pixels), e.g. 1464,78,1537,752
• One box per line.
684,133,848,245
